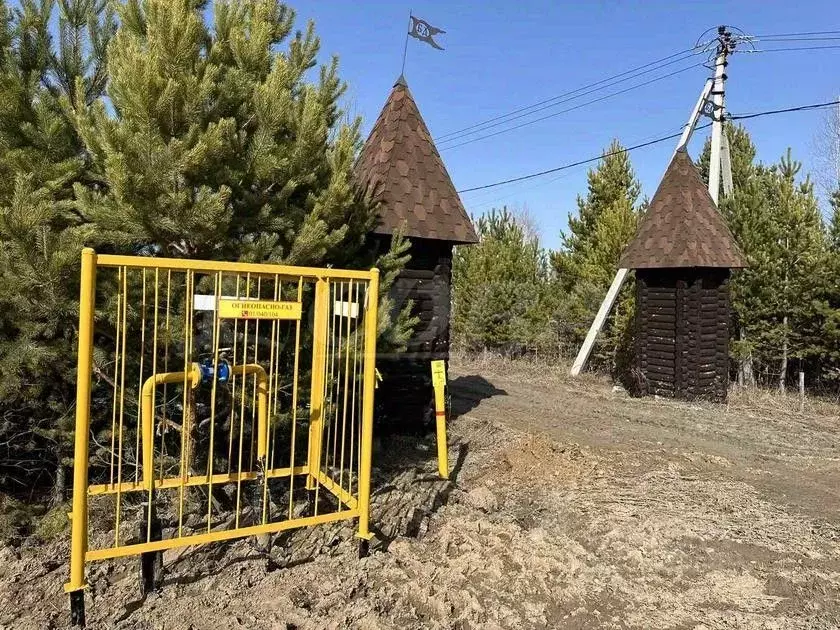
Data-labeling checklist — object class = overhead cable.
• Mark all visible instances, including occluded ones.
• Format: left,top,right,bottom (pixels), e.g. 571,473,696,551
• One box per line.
433,47,704,142
457,128,703,193
457,98,840,194
440,64,704,151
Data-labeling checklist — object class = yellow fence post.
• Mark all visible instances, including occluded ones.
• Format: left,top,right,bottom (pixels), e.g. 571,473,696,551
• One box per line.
357,268,379,550
307,278,329,490
431,360,449,479
66,248,97,626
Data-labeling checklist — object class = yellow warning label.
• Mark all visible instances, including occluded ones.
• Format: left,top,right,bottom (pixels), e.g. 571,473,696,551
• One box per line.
431,360,447,389
217,299,302,320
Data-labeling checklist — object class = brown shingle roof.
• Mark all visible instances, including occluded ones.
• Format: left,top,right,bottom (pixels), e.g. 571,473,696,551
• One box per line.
355,75,478,244
619,149,746,269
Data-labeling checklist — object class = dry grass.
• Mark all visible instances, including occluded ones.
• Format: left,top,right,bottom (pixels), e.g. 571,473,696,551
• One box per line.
451,349,604,389
454,349,840,421
727,383,840,421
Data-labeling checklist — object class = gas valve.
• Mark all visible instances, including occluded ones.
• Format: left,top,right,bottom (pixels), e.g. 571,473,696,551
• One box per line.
198,358,230,384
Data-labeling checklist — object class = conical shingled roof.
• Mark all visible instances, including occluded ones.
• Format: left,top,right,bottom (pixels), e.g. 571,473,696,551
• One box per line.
355,75,478,244
619,149,746,269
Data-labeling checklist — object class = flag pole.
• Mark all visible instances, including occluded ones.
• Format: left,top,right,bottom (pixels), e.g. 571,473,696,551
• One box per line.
401,10,412,75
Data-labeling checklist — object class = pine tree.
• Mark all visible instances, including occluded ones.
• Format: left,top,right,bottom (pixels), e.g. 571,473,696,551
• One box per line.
760,152,827,390
452,208,552,355
71,0,415,346
820,188,840,373
69,0,413,482
700,128,830,388
73,0,376,269
698,124,765,385
0,0,114,503
552,139,642,290
550,140,643,372
0,0,413,513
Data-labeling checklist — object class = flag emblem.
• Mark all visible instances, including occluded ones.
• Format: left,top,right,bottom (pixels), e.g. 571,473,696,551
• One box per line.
409,16,445,50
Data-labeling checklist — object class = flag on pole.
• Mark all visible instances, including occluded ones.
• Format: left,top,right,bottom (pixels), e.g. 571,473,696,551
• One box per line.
409,16,445,50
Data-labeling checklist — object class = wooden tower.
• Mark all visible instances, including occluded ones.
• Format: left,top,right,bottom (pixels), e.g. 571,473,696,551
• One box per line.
355,75,478,424
619,149,746,401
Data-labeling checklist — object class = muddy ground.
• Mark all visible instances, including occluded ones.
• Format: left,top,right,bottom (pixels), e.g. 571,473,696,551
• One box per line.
2,356,840,629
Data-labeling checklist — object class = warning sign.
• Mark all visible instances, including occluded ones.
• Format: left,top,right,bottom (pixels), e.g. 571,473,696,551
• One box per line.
217,299,302,320
430,360,447,389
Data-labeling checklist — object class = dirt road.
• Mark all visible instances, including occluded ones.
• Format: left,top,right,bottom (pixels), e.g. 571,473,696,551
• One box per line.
2,357,840,629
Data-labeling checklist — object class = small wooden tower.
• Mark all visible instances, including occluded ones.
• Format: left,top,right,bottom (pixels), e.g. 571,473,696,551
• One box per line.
355,75,478,424
619,149,746,401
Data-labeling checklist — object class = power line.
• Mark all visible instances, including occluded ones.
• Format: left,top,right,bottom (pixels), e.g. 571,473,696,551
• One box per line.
440,63,704,151
738,45,840,53
457,98,840,194
466,127,685,210
436,52,704,147
748,30,840,38
457,128,701,193
729,99,840,120
467,169,577,211
756,36,840,42
435,30,839,147
433,47,703,142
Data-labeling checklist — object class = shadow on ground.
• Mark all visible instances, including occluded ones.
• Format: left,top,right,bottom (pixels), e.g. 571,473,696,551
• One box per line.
449,375,508,419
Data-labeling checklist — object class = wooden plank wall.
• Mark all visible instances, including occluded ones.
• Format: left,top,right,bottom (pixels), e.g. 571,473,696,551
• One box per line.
635,273,678,397
374,236,454,426
636,269,731,402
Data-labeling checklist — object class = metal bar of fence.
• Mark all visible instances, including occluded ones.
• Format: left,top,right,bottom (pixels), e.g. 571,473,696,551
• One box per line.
287,277,303,520
357,269,379,543
89,465,310,495
85,510,359,562
97,254,372,280
66,248,96,597
135,269,147,486
307,279,329,492
348,280,361,501
177,269,195,538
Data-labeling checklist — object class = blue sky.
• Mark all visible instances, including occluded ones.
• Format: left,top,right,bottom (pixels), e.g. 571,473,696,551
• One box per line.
297,0,840,250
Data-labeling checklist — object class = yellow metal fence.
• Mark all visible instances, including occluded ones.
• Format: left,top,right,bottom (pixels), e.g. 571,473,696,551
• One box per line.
66,249,379,615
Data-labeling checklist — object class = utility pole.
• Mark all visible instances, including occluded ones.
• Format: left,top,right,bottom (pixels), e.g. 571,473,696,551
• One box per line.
708,26,735,204
568,79,714,377
569,27,739,378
